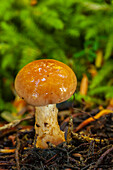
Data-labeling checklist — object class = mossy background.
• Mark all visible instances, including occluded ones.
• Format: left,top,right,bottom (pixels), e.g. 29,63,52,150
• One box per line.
0,0,113,116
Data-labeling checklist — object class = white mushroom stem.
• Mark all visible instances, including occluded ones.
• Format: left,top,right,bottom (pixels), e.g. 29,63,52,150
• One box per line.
35,104,65,148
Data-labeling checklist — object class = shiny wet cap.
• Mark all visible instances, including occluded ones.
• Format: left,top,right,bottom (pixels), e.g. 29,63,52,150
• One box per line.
15,59,77,106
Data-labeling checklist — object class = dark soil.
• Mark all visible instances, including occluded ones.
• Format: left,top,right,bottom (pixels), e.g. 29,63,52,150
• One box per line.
0,106,113,170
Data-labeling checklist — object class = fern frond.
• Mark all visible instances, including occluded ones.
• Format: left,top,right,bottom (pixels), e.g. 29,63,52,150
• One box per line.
104,34,113,60
90,60,113,89
19,47,41,69
106,90,113,98
88,86,113,96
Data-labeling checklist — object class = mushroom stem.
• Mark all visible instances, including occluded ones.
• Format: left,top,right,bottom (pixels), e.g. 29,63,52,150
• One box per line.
35,104,65,148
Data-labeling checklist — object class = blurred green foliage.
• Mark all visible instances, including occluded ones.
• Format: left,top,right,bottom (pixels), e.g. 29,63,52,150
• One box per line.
0,0,113,113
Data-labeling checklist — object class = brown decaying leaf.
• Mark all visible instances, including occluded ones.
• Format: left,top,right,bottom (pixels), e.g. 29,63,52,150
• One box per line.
95,50,103,68
107,98,113,111
12,96,27,116
8,135,16,146
31,0,37,6
88,65,97,77
80,74,88,95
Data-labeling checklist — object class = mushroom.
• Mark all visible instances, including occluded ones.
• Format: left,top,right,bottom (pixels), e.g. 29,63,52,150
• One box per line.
15,59,77,148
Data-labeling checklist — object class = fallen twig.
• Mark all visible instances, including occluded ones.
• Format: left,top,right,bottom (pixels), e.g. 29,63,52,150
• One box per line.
15,135,20,170
0,149,15,153
74,109,113,132
94,146,113,169
0,117,33,138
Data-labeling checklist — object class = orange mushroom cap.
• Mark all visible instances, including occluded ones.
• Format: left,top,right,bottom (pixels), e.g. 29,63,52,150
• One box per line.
15,59,77,106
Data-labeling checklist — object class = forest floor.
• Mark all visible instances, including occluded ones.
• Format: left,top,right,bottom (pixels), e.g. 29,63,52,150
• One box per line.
0,103,113,170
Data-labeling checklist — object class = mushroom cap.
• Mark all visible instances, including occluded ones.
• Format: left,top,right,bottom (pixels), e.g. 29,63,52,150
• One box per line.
15,59,77,106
